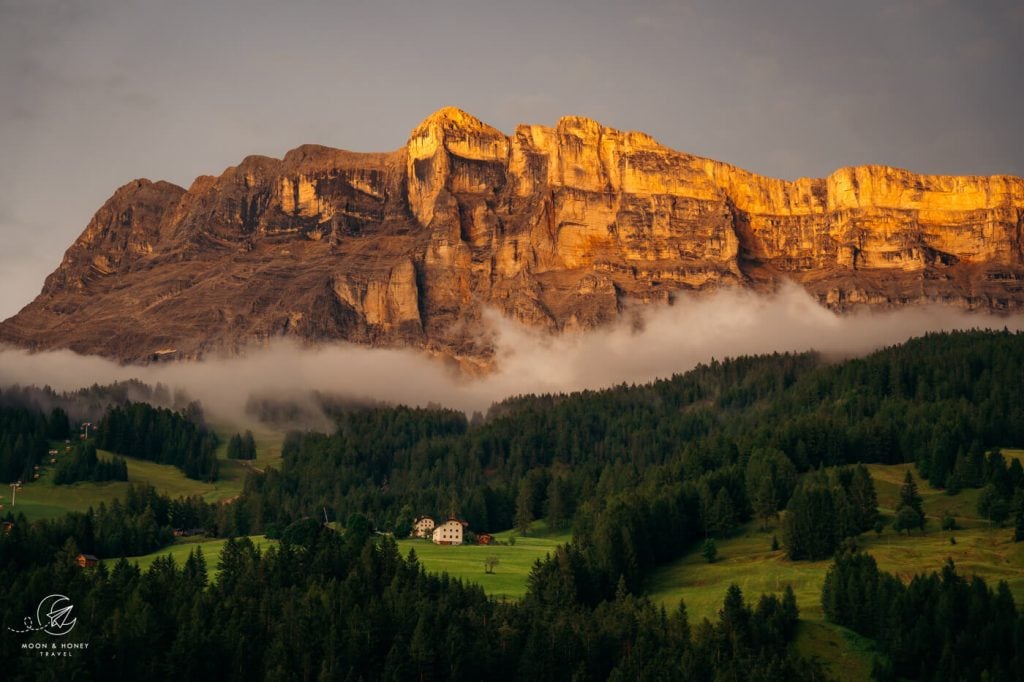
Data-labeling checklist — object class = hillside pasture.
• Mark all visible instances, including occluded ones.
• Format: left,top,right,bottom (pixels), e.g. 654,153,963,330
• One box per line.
396,524,571,600
645,462,1024,680
101,534,276,580
7,425,285,521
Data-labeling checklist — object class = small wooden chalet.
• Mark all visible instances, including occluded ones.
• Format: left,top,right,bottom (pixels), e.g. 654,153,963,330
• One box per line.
76,553,98,568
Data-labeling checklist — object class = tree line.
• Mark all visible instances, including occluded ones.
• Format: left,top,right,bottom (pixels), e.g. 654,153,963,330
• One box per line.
95,401,219,481
0,519,821,680
0,402,69,483
53,442,128,484
226,430,257,460
822,550,1023,680
0,484,218,568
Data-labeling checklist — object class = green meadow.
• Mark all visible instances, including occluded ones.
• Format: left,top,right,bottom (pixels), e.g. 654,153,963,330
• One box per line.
4,428,285,521
101,534,276,580
397,524,571,600
208,422,286,474
645,463,1024,680
7,449,243,521
105,524,567,600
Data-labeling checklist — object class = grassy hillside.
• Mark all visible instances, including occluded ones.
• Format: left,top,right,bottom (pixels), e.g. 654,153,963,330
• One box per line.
7,428,285,521
397,524,571,600
208,423,286,473
793,620,879,682
102,534,276,580
645,463,1024,680
9,450,233,521
868,462,985,526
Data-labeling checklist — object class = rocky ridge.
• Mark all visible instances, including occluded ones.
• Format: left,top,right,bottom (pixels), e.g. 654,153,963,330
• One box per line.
2,107,1022,365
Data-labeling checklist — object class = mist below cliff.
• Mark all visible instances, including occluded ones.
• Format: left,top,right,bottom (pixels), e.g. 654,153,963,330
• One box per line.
1,283,1022,427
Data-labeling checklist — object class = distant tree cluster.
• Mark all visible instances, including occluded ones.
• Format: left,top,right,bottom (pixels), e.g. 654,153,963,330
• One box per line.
0,404,68,483
745,448,798,529
822,551,1023,680
970,449,1024,529
226,430,256,460
96,401,218,481
53,442,127,484
782,465,878,560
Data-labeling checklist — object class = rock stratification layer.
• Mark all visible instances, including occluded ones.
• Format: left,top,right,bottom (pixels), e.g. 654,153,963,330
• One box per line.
2,107,1022,364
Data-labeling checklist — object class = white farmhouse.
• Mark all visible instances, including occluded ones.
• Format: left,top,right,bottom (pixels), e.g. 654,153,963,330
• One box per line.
431,518,468,545
411,516,436,538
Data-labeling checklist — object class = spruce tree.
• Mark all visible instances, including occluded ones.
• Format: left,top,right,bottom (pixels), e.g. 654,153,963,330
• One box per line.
893,506,922,534
745,448,797,529
241,430,257,459
546,477,566,530
978,484,1010,526
898,470,924,517
226,433,242,459
783,484,839,560
848,464,878,531
947,448,971,494
702,538,717,563
710,488,737,535
1014,490,1024,542
514,480,534,534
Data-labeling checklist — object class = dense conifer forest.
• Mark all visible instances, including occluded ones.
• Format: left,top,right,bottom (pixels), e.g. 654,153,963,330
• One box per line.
0,402,68,483
822,552,1024,680
2,330,1024,679
95,401,219,481
52,442,128,484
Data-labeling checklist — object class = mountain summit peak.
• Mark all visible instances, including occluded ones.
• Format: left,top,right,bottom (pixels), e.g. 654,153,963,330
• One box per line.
411,106,494,136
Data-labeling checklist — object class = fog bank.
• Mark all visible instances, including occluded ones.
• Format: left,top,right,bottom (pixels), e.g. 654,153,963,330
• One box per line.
1,284,1021,426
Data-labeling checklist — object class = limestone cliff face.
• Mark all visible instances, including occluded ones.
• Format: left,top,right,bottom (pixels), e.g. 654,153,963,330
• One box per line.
2,107,1022,364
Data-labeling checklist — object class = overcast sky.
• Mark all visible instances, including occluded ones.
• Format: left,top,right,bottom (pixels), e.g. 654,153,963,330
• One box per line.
1,0,1022,320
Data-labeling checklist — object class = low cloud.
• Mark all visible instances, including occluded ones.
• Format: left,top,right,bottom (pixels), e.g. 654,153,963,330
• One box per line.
1,283,1022,427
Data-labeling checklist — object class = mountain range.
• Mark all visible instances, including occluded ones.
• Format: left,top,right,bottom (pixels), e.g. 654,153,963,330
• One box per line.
2,107,1022,366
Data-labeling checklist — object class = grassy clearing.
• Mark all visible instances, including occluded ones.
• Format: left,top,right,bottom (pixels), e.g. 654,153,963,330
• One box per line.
100,535,276,580
208,423,286,474
8,449,244,521
6,427,286,521
646,463,1024,681
646,528,829,620
104,521,567,599
866,463,985,527
645,521,1024,624
397,523,571,600
793,619,878,681
1003,448,1024,465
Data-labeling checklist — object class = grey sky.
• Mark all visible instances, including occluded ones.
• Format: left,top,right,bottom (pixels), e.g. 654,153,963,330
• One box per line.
1,0,1021,320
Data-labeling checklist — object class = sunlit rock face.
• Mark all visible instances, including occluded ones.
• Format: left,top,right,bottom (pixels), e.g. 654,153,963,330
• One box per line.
2,107,1022,364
